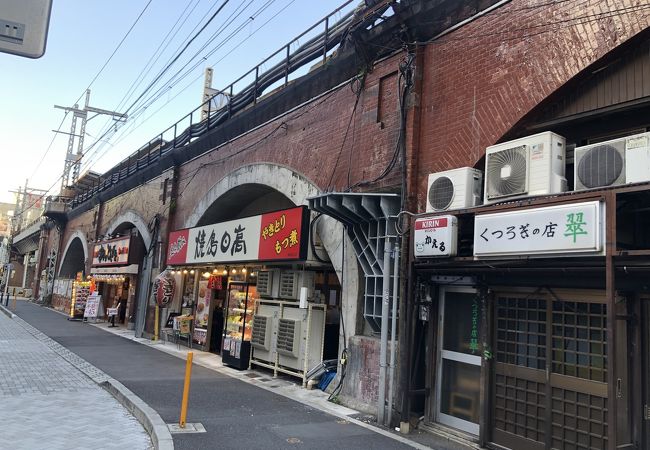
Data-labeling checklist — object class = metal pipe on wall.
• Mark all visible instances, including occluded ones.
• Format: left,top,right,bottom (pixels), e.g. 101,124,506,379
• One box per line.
387,242,400,426
378,239,392,425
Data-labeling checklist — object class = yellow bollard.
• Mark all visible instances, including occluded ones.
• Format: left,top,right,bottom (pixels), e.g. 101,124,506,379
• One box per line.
179,351,193,428
154,305,159,341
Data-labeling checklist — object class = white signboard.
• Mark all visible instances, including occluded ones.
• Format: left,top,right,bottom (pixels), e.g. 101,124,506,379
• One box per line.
107,308,118,317
83,293,101,318
186,215,261,264
92,237,130,266
414,215,457,257
474,201,603,257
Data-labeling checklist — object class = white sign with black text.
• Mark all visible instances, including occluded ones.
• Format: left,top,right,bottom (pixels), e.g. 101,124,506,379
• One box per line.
414,215,458,257
83,293,102,319
473,201,603,257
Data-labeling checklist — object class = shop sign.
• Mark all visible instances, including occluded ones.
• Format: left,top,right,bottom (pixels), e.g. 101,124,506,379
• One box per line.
167,206,308,265
92,236,131,266
413,215,457,258
207,275,222,290
474,201,603,257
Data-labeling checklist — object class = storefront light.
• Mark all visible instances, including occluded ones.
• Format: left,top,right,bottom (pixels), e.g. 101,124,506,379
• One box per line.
203,271,210,278
231,268,237,274
183,269,188,274
212,268,218,274
241,268,247,274
190,269,195,275
222,269,228,275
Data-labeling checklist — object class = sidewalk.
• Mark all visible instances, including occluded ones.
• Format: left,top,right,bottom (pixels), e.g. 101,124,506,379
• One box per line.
0,306,152,450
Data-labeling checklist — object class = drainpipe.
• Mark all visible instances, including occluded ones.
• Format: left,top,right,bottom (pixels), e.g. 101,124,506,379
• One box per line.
387,242,400,426
378,238,392,425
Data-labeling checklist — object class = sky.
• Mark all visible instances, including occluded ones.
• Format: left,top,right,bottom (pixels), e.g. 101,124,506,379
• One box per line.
0,0,355,204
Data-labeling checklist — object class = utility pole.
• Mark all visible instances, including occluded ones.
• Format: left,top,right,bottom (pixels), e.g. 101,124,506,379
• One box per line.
55,89,127,191
201,67,228,121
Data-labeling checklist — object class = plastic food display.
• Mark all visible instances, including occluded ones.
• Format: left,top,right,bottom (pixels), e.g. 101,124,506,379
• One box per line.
222,282,258,369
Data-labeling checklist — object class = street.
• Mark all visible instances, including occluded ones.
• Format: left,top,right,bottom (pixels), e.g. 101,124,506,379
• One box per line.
6,301,436,450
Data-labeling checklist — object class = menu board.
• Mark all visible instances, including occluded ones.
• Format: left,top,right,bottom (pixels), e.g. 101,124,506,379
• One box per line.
83,293,101,319
71,281,91,318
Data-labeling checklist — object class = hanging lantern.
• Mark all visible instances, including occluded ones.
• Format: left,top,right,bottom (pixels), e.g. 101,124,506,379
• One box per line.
153,269,176,307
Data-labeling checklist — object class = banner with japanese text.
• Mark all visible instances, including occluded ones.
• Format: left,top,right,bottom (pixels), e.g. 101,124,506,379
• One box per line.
166,206,308,265
474,201,603,257
92,236,131,266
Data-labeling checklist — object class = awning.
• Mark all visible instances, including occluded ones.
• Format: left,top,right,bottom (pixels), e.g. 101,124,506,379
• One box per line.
90,264,139,275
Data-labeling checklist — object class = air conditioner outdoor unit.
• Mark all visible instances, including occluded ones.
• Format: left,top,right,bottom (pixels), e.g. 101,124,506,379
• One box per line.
256,269,280,298
278,271,315,300
251,315,272,351
426,167,483,212
574,132,650,190
277,318,301,359
484,131,566,204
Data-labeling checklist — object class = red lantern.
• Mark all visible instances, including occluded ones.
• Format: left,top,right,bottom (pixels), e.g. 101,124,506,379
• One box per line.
153,269,175,307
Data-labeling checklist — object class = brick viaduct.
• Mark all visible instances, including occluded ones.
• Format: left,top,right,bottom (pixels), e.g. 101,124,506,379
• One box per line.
38,0,650,413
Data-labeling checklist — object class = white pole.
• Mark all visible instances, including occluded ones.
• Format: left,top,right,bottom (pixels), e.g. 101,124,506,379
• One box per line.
387,242,400,426
378,239,392,425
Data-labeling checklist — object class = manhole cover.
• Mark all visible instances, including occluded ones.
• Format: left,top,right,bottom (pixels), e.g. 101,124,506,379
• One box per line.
336,419,349,425
287,437,302,444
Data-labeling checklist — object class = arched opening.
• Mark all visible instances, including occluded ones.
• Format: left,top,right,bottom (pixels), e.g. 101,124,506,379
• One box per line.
196,184,294,225
58,237,86,278
92,222,147,328
167,173,355,377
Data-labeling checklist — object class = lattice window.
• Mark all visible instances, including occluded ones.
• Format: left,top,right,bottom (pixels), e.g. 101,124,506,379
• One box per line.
494,374,546,443
551,301,607,382
551,388,608,450
496,296,547,369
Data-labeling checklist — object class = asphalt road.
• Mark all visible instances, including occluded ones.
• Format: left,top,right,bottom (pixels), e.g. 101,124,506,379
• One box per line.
12,301,416,450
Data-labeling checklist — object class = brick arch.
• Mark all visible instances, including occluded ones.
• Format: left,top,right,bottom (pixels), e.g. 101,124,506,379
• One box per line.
58,230,89,276
184,163,360,333
105,210,152,250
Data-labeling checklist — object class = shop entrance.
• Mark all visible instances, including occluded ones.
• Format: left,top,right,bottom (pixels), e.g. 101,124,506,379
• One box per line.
435,286,482,435
491,289,608,450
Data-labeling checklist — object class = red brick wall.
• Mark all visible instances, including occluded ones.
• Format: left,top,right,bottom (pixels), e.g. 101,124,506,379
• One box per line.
172,55,404,229
415,0,650,210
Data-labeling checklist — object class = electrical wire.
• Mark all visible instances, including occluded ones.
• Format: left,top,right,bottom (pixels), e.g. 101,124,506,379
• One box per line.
103,0,297,154
81,0,282,173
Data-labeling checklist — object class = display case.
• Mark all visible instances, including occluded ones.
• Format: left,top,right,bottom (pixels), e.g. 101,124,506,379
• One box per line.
222,282,258,369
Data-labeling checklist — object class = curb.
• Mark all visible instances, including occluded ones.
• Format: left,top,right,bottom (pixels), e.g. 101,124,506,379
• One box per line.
5,306,173,450
102,379,174,450
0,303,15,318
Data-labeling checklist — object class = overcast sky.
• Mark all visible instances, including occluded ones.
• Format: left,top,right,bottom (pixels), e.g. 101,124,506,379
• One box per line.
0,0,353,204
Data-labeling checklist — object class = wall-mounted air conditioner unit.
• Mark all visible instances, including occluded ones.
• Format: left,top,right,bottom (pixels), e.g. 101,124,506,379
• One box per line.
574,132,650,190
484,131,566,204
278,271,315,300
256,269,280,298
426,167,483,212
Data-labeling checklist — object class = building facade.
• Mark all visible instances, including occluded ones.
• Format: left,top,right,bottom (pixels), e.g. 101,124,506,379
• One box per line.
29,1,650,448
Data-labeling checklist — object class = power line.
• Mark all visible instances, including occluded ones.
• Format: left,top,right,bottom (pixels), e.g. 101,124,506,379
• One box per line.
81,0,288,173
81,0,238,171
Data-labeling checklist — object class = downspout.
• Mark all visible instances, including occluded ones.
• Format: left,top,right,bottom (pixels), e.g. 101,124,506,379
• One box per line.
378,238,392,425
387,241,400,426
